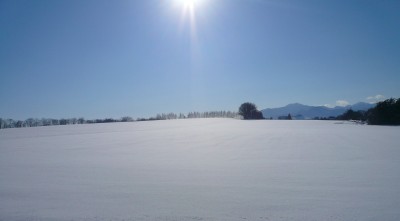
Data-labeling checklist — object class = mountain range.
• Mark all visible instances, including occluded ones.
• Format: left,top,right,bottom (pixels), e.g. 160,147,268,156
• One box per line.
261,102,375,119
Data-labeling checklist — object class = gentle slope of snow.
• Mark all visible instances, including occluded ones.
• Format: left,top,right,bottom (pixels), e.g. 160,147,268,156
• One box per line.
1,119,399,221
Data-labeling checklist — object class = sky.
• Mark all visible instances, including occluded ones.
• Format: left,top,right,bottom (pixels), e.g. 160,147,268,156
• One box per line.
1,0,399,119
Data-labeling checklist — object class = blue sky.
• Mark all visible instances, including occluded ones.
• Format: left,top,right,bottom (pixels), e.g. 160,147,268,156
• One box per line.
1,0,399,119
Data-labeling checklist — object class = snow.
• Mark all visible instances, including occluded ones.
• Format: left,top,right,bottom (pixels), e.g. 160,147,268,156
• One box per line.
0,119,399,221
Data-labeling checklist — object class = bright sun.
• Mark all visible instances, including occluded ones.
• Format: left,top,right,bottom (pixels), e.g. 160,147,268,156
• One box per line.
172,0,206,44
176,0,202,8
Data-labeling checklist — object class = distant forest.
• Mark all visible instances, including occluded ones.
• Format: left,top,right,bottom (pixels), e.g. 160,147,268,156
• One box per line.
0,111,240,129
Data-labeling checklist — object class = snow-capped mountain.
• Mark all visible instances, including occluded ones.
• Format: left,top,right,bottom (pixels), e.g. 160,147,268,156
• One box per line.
261,102,375,119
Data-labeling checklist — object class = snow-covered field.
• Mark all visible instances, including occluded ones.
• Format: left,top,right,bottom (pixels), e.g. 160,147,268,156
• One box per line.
0,119,399,221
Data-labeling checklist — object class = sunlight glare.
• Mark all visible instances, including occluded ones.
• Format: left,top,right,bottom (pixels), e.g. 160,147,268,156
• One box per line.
172,0,205,45
176,0,202,8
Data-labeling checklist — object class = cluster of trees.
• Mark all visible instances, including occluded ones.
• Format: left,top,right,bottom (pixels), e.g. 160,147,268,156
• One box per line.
368,98,400,125
313,116,337,120
137,111,240,121
238,102,264,120
146,111,239,121
0,117,121,129
278,114,293,120
186,111,239,119
336,98,400,125
0,111,240,129
336,110,368,121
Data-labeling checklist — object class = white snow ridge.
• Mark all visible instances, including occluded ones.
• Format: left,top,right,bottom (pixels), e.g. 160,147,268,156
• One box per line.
0,119,399,221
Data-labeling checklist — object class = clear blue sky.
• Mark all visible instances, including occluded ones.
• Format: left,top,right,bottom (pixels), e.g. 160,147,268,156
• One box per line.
1,0,399,119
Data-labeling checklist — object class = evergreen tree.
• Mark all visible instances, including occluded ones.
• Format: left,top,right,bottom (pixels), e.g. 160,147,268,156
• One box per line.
368,98,400,125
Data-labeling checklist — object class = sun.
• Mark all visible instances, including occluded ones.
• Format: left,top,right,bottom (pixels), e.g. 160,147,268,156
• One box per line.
173,0,202,30
171,0,207,48
182,0,196,7
175,0,202,8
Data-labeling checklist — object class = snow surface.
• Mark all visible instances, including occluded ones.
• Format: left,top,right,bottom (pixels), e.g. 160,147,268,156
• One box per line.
1,119,399,221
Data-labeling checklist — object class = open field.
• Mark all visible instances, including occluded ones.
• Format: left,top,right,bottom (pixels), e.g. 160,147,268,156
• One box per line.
1,119,399,221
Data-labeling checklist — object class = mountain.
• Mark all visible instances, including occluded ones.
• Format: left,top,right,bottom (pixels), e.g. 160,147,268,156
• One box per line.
261,102,375,119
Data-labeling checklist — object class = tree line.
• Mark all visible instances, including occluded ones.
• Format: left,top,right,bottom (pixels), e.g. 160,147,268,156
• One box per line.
2,98,398,129
336,98,400,125
0,111,240,129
